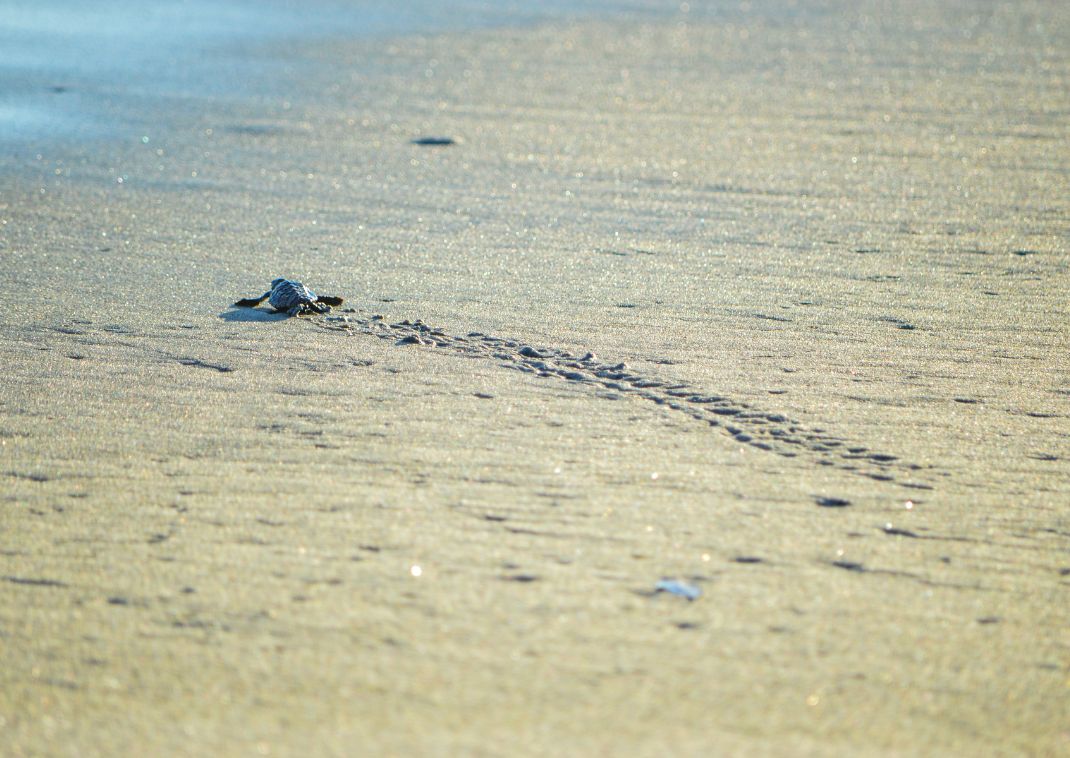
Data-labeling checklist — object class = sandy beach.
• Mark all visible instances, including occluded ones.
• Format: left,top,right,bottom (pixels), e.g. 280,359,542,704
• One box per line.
1,1,1068,755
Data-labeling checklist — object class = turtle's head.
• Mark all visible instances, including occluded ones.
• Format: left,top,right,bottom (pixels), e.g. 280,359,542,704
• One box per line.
270,278,287,289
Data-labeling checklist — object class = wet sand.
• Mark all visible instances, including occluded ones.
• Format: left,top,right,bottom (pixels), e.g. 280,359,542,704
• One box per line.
2,1,1069,755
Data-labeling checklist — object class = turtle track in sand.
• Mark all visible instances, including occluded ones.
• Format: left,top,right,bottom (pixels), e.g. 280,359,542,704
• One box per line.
316,310,939,491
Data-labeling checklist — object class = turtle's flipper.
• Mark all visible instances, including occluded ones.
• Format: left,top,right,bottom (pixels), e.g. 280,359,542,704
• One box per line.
316,296,344,307
286,301,314,316
235,292,270,307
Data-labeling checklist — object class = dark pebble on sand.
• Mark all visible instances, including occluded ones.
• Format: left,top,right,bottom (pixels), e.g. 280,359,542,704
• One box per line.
412,136,456,146
816,496,851,508
397,334,426,346
503,574,539,583
518,346,544,358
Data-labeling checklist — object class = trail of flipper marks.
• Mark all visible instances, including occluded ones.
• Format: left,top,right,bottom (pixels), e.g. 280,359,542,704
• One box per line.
316,310,937,490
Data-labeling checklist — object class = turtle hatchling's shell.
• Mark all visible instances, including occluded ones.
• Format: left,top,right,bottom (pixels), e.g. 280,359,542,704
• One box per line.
268,279,317,311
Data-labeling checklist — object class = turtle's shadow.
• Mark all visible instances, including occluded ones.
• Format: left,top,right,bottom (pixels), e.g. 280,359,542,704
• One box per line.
218,307,288,323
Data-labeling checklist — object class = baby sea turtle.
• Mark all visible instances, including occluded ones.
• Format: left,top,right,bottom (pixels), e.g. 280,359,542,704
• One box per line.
235,278,344,316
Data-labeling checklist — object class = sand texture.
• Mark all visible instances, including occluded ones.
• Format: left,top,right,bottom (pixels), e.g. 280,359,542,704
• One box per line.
1,1,1068,755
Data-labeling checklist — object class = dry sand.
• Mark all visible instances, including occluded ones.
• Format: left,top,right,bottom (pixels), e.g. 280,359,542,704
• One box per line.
1,1,1068,755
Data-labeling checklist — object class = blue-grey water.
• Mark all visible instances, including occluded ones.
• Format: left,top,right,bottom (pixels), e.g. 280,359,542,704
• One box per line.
0,1,827,146
0,0,668,143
